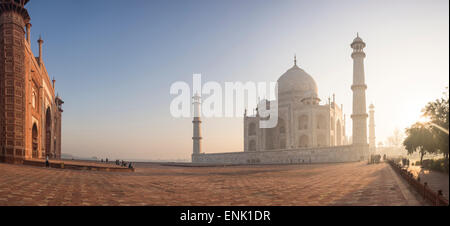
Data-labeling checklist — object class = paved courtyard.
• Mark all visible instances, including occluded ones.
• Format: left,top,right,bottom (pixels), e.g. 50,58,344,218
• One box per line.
0,161,423,206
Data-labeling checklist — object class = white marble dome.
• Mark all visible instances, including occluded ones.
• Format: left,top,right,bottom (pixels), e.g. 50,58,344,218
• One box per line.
277,64,318,102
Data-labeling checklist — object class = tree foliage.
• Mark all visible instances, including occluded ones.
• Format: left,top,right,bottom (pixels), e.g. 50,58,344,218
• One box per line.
403,123,438,164
422,87,449,159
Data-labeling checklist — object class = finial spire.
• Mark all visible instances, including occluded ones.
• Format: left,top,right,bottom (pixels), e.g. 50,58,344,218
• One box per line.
357,32,359,38
294,54,297,66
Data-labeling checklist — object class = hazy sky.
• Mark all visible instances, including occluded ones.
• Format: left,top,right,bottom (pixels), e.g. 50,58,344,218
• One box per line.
27,0,449,160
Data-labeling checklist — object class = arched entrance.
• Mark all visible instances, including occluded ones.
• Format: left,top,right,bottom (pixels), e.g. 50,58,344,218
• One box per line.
298,115,308,130
278,118,286,149
278,118,286,134
316,114,326,129
317,134,326,147
265,128,275,150
264,117,287,150
45,107,52,158
248,122,256,136
299,135,309,148
32,123,38,158
249,140,256,151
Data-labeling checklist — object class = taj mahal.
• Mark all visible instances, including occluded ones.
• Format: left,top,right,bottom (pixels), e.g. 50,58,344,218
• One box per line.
192,34,375,164
243,56,346,152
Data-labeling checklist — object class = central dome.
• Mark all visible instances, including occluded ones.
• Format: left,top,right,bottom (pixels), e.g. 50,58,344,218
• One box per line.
277,64,318,103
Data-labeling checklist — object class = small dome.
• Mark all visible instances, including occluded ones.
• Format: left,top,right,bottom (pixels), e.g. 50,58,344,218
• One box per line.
353,36,363,43
277,65,318,103
352,33,364,43
351,33,366,47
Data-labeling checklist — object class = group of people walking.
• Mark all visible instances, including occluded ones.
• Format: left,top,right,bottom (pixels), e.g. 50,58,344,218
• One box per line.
369,154,382,164
101,158,133,169
115,159,133,169
44,155,133,169
401,158,410,167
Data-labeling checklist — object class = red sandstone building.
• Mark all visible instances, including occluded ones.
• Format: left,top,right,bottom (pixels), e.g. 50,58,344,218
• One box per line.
0,0,63,163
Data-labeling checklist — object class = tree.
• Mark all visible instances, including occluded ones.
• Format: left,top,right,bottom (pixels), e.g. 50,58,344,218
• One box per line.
403,123,438,164
387,128,404,147
422,87,449,160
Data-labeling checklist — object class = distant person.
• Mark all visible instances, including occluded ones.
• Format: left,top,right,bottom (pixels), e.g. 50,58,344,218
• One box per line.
45,155,49,168
128,162,133,169
106,158,108,163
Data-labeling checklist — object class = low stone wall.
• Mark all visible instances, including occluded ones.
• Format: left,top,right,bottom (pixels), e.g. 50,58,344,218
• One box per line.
0,155,25,164
388,160,448,206
23,160,134,172
192,145,368,165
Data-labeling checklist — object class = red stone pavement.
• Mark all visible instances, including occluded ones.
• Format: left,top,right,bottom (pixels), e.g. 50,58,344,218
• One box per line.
0,161,424,206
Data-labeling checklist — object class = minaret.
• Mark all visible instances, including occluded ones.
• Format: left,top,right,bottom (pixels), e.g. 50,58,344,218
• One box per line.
38,35,44,66
0,0,30,163
192,93,202,160
55,95,64,160
368,103,376,150
26,22,31,45
350,33,368,146
343,114,347,144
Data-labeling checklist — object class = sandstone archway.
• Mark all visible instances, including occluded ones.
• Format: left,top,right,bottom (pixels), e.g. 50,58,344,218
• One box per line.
32,123,38,158
45,107,52,158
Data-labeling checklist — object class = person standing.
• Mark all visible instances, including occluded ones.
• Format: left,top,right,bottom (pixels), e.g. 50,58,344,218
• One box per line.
45,155,50,168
